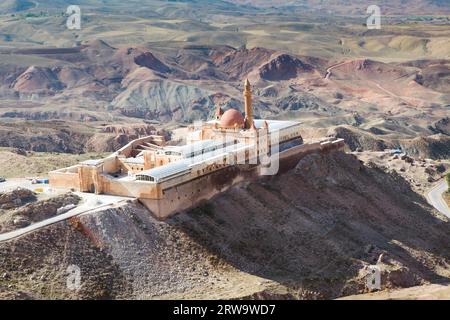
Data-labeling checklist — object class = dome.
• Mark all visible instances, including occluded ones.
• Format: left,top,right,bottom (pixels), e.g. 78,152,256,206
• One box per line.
219,108,245,129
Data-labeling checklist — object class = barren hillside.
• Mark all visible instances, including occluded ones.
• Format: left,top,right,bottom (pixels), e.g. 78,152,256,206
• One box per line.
227,0,450,15
1,151,449,299
0,39,448,159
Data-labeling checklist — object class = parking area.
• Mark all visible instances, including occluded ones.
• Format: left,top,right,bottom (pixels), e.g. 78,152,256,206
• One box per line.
0,177,133,211
0,178,38,192
0,178,58,200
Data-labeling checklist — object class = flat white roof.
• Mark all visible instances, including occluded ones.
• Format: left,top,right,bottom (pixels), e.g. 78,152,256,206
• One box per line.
253,119,300,133
123,157,144,164
164,139,235,157
81,159,104,166
136,142,250,182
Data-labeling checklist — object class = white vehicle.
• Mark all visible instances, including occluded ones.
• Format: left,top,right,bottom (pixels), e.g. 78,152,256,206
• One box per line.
56,204,77,215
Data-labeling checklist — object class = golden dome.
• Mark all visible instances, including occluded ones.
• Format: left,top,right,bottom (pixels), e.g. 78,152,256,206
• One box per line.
219,108,245,129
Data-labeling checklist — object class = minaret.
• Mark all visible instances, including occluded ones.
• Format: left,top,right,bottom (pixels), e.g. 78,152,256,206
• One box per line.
214,105,223,120
243,78,254,129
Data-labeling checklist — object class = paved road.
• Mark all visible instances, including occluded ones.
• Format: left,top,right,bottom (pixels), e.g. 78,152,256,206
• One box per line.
0,183,133,242
426,179,450,218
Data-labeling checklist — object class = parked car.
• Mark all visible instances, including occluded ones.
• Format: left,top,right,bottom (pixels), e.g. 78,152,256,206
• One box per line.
31,178,49,184
0,177,5,183
390,148,402,155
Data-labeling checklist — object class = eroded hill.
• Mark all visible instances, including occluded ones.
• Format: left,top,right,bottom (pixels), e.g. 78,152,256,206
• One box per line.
0,39,449,158
0,0,449,159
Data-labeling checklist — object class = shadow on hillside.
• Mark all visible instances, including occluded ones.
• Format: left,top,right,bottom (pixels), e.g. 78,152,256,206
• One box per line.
167,152,450,299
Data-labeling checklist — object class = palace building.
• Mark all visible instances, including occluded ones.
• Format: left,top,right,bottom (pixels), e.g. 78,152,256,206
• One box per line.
49,79,343,219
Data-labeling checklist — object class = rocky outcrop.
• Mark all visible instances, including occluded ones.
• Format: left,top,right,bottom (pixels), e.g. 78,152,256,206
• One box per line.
328,126,389,152
0,189,36,210
259,54,314,81
112,79,216,122
429,117,450,136
12,66,64,94
275,92,335,112
134,52,171,73
11,192,80,223
399,134,450,160
0,192,81,233
214,47,275,80
55,66,93,89
85,125,169,152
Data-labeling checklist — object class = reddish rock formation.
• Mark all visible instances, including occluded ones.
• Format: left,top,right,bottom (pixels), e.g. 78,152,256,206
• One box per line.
258,54,314,81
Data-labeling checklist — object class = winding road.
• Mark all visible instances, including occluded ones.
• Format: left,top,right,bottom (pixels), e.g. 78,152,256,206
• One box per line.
426,180,450,218
325,61,351,79
324,60,422,108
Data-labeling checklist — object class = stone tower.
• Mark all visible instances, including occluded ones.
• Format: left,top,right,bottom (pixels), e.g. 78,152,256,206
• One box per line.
244,78,254,129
